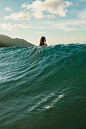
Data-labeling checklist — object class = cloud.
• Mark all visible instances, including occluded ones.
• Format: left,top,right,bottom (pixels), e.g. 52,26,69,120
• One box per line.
50,19,86,32
4,0,72,21
21,0,73,19
28,19,86,32
4,7,12,12
1,23,28,31
2,18,86,32
32,11,55,19
1,23,17,30
44,15,55,18
4,10,31,21
51,19,86,32
21,3,28,8
77,9,86,19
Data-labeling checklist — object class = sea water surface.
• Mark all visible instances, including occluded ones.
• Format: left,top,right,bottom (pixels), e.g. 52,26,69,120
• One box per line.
0,44,86,129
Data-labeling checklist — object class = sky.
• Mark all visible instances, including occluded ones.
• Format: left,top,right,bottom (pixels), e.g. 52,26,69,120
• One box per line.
0,0,86,46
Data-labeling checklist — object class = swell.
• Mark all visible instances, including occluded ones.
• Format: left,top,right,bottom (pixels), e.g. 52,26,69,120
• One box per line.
0,44,86,94
0,44,86,129
0,44,86,92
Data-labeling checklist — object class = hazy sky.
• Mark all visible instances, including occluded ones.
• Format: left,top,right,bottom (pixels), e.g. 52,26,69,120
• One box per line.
0,0,86,46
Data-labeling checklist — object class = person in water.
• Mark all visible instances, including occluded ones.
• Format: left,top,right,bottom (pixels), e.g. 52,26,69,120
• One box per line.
39,36,47,46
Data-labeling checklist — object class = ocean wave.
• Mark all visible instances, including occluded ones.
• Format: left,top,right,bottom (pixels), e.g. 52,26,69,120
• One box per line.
0,44,86,129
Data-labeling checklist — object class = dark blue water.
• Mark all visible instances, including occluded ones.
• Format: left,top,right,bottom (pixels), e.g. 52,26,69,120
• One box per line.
0,44,86,129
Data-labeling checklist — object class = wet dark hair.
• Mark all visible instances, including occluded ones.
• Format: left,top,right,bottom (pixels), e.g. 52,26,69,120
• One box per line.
40,36,46,46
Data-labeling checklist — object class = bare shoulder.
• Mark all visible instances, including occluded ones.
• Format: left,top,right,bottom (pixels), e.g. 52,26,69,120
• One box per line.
44,43,47,46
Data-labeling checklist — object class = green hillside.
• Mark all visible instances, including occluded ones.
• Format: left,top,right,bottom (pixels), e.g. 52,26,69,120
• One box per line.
0,35,35,47
0,42,7,47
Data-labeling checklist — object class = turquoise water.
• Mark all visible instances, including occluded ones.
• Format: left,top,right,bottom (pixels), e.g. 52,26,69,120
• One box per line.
0,44,86,129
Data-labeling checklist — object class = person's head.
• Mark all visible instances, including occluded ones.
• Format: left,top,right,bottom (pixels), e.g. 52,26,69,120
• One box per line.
40,36,46,46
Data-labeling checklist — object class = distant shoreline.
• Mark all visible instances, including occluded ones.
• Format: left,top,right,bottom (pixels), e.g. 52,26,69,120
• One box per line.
0,34,35,47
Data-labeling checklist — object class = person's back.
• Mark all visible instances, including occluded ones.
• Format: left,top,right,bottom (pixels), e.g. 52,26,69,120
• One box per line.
39,37,47,46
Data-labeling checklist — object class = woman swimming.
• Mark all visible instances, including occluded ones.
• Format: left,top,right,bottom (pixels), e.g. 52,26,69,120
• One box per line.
39,37,47,46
